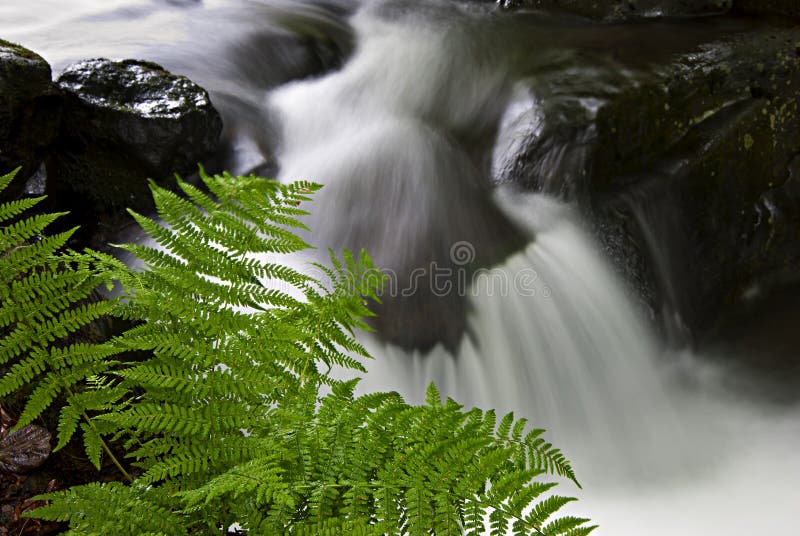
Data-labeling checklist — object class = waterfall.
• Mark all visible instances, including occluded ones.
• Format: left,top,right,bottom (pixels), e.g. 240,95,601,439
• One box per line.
268,0,695,484
358,192,695,481
269,1,526,351
265,2,800,533
5,1,799,533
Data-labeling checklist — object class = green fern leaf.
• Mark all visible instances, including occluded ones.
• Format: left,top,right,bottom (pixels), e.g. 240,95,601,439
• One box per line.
82,422,103,470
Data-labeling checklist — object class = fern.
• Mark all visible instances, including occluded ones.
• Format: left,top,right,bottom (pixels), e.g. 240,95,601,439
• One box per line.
31,482,187,535
0,168,126,469
11,169,596,535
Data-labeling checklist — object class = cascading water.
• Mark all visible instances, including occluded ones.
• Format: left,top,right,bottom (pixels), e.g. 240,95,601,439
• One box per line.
268,0,694,482
4,1,800,534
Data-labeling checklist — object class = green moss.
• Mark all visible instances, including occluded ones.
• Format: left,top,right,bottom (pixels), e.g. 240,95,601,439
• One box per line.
0,38,43,62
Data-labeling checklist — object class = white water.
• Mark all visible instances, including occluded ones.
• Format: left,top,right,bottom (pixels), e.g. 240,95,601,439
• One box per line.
4,1,800,533
269,0,687,467
269,5,800,533
270,2,513,270
355,193,689,479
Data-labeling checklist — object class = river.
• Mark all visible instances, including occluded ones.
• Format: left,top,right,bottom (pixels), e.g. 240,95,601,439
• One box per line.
3,1,799,534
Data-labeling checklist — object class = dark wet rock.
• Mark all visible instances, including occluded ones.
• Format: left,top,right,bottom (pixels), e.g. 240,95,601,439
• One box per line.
48,58,222,215
593,29,800,339
0,40,61,199
496,0,732,20
734,0,800,18
501,27,800,341
700,280,800,403
587,31,800,193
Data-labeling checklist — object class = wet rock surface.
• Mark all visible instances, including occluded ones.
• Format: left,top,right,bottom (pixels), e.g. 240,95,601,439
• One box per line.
734,0,800,18
494,0,800,21
0,40,60,198
598,28,800,339
496,0,733,20
501,24,800,342
700,280,800,403
49,58,222,217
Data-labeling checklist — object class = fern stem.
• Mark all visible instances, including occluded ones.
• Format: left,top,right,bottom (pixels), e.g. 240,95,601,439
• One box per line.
92,420,134,482
66,386,133,483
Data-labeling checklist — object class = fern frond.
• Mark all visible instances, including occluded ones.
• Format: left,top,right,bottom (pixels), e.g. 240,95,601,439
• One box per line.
0,167,20,192
0,196,46,227
178,455,287,507
13,171,594,535
0,170,126,464
542,516,598,535
28,482,187,535
0,212,69,251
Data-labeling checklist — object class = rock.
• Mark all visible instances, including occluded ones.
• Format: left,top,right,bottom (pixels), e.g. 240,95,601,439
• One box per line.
589,33,800,191
700,280,800,402
500,27,800,340
0,39,61,198
496,0,732,20
0,424,51,474
734,0,800,18
594,29,800,338
49,58,222,214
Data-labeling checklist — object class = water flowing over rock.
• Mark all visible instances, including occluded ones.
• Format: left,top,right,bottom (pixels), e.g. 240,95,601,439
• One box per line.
2,2,800,534
146,0,358,177
499,25,800,342
49,58,222,214
0,40,60,198
270,4,529,351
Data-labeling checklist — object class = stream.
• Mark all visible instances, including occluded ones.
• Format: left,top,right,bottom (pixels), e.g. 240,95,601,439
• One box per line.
3,1,799,534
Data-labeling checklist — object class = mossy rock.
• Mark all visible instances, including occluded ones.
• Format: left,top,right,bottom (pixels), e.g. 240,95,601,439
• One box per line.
0,39,61,198
734,0,800,18
590,30,800,190
589,28,800,336
499,24,800,340
496,0,732,20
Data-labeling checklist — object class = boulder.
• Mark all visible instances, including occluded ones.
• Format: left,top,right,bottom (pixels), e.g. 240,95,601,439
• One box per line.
0,39,60,198
49,58,222,214
496,0,732,20
594,28,800,339
500,27,800,341
734,0,800,18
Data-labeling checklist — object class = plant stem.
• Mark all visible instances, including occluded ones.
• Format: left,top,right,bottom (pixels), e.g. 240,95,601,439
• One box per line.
66,386,133,482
